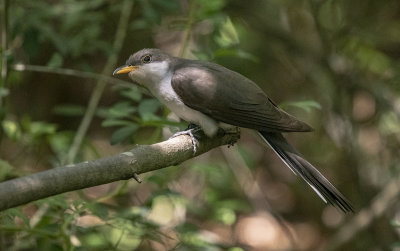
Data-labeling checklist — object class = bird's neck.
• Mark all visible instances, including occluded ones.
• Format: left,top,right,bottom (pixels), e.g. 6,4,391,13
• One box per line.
129,61,171,87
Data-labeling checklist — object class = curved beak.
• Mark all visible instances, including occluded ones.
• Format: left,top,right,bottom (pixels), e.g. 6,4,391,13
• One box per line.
113,65,137,75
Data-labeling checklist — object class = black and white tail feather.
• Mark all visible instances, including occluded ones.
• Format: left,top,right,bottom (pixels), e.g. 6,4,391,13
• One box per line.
259,131,353,213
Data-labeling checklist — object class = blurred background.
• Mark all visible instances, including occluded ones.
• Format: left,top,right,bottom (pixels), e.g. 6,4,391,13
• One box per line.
1,0,400,250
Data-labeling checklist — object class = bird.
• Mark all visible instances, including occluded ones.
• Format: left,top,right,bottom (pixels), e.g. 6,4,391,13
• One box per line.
113,48,353,213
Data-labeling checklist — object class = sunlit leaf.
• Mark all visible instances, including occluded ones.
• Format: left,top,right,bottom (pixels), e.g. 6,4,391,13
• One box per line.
215,207,236,225
215,17,240,47
281,100,322,113
391,219,400,228
0,159,14,181
228,248,245,251
379,111,400,135
108,227,141,250
29,121,57,137
1,120,21,141
82,232,108,248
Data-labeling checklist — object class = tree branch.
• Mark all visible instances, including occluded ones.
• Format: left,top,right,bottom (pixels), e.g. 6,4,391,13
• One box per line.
0,132,240,212
11,64,133,88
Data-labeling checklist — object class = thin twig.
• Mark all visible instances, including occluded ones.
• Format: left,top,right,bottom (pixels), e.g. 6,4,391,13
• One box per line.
11,64,133,88
1,0,9,106
66,0,134,164
179,0,197,57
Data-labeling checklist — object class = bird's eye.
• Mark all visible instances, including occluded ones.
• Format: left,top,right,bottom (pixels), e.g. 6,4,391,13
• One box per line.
141,55,152,64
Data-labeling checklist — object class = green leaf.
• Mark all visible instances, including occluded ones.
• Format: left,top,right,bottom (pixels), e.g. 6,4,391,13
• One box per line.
215,17,240,47
47,52,63,68
380,111,400,135
53,104,86,116
107,101,137,119
138,99,161,121
342,36,392,75
101,119,135,128
110,125,139,145
82,233,109,248
318,0,344,30
1,120,21,141
391,219,400,228
228,248,245,251
49,132,73,158
215,207,236,225
0,159,14,181
29,121,57,137
281,100,322,113
197,0,227,17
120,87,142,102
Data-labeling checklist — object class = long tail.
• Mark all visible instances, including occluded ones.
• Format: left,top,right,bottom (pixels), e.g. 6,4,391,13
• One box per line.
259,131,353,213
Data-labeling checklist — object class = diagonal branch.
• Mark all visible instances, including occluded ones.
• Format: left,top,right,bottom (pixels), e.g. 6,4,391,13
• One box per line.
0,132,240,212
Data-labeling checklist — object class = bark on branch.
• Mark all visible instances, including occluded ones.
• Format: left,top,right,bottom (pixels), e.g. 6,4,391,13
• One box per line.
0,132,240,211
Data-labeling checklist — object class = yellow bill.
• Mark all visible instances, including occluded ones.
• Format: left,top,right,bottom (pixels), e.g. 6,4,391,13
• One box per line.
113,65,137,75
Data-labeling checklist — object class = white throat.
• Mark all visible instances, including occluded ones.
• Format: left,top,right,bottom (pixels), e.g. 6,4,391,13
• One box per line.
128,61,171,87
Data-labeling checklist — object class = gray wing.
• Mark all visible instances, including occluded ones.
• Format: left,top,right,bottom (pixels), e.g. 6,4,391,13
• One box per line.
171,60,312,132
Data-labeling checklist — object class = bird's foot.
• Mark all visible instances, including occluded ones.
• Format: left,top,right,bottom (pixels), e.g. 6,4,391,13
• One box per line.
169,124,203,155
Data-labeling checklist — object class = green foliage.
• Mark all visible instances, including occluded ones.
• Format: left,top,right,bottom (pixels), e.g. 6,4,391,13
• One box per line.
215,17,240,47
0,159,14,181
2,0,400,250
109,125,139,145
52,104,86,117
1,119,21,140
280,100,322,113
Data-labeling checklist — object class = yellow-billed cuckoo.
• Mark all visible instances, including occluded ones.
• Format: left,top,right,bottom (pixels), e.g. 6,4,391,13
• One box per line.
113,48,353,213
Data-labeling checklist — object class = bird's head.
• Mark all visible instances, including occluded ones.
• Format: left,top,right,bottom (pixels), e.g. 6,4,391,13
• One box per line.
113,48,174,85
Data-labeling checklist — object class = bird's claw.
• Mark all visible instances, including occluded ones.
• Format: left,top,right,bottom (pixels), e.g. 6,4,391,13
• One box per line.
169,124,202,155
